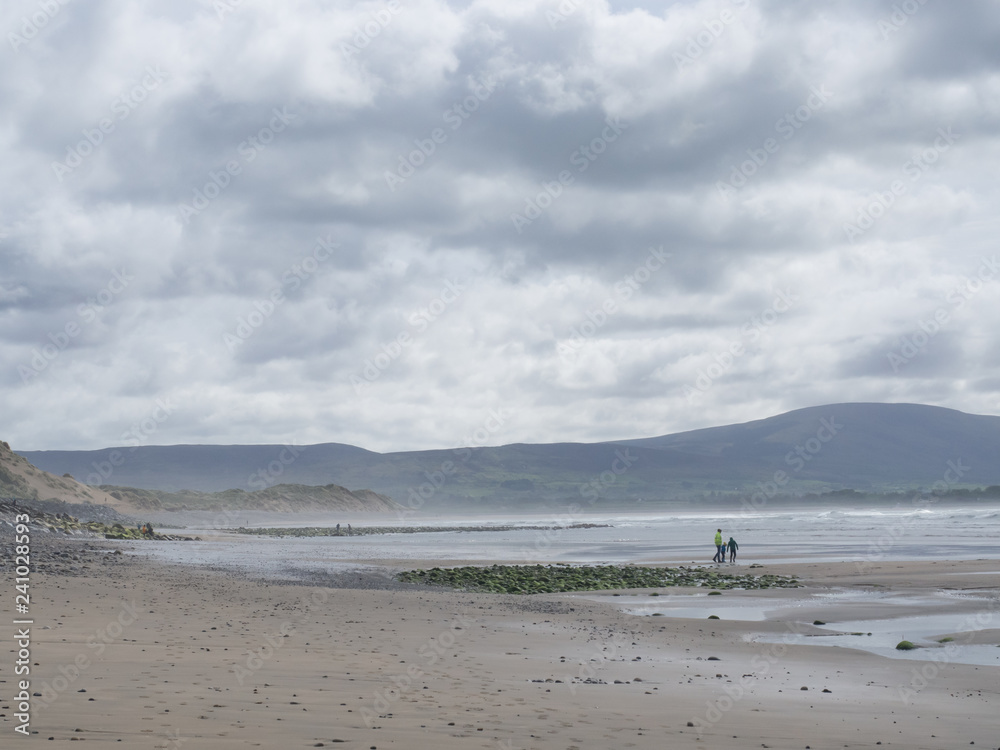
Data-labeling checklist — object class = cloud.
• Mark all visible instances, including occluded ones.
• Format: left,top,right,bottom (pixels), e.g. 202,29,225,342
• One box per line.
2,0,999,452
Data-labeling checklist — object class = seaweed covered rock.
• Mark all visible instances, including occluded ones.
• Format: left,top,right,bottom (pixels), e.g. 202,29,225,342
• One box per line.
396,564,800,594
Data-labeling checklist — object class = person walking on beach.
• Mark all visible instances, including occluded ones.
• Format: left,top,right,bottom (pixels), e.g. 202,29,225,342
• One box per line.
728,536,739,563
713,529,723,562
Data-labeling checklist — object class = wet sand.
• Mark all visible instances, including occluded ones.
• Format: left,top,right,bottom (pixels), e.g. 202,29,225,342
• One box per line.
6,547,1000,748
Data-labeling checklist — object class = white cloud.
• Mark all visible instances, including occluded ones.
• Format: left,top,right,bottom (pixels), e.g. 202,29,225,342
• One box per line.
2,0,1000,451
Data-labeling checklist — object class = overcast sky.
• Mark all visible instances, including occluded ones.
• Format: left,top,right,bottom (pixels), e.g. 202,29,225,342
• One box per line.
2,0,999,453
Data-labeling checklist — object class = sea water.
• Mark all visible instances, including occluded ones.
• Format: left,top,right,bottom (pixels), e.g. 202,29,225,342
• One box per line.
133,504,1000,573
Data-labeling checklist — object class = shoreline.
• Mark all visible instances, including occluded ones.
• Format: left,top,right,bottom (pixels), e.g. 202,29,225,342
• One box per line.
3,533,999,747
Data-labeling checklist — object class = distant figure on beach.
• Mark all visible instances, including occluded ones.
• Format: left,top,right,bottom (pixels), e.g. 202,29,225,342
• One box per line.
713,529,724,562
336,523,341,534
728,536,739,563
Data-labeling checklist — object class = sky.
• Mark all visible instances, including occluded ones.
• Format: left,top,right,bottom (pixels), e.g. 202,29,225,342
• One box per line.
2,0,999,453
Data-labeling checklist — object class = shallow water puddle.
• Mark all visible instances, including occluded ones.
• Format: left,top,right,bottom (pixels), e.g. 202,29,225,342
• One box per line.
754,605,1000,666
589,589,1000,667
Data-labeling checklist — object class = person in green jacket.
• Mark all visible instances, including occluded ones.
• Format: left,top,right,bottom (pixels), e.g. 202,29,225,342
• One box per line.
713,529,723,562
728,536,739,563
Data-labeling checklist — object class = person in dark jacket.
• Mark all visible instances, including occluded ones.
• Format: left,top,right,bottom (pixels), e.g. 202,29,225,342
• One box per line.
727,536,739,563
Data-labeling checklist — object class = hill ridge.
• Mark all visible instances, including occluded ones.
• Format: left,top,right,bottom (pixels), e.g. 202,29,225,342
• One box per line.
15,402,1000,506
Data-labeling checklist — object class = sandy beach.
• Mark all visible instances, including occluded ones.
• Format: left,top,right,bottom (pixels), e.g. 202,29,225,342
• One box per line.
2,536,998,750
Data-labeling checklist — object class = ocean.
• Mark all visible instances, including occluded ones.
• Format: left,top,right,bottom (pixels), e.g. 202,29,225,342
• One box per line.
134,504,1000,575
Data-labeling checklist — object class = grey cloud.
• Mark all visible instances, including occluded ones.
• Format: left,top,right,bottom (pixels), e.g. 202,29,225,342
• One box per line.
1,0,998,451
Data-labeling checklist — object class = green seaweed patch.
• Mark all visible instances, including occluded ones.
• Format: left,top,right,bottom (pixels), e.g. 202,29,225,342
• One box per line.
707,615,720,619
36,517,195,541
895,640,916,650
937,637,954,643
395,564,800,595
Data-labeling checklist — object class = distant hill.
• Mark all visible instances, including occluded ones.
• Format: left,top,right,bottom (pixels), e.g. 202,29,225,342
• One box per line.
615,402,1000,486
17,403,1000,507
2,439,400,515
103,483,401,513
0,439,131,510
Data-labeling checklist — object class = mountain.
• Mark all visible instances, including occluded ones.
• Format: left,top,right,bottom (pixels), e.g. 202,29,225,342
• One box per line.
16,403,1000,507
